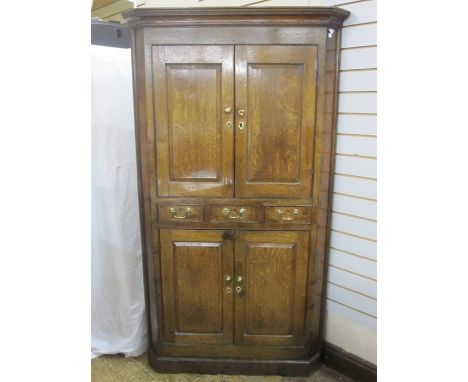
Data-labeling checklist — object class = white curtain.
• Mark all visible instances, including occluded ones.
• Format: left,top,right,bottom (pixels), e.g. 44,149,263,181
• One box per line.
91,45,147,358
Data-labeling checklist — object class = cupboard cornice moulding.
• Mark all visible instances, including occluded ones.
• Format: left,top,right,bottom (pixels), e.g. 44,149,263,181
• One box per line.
122,7,350,29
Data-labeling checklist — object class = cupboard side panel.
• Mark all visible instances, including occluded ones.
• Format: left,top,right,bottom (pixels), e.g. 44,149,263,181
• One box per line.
308,29,341,354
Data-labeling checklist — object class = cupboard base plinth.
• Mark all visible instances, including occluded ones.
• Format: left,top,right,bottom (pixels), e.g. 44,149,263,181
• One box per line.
148,348,321,376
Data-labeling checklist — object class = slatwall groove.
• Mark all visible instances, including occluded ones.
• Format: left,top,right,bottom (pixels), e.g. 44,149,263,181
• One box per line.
322,0,371,6
330,231,376,261
340,68,377,73
331,229,377,243
332,194,377,220
333,174,377,200
326,300,377,330
244,0,271,5
336,153,376,159
341,44,377,50
334,173,376,181
326,283,377,316
328,263,376,283
331,213,376,240
326,298,376,319
339,91,376,94
342,21,377,29
338,112,376,115
335,171,377,179
336,134,376,157
337,133,377,137
328,266,377,298
333,192,377,203
332,211,376,223
329,246,377,262
329,250,376,279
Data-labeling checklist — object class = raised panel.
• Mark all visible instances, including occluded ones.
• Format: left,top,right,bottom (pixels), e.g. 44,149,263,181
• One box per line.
245,243,296,335
173,242,223,333
153,45,234,197
160,230,234,344
247,64,303,183
235,45,316,197
166,64,222,181
235,231,309,346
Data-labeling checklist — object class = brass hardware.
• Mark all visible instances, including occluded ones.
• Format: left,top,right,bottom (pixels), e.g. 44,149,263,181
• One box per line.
169,207,192,219
236,276,243,284
235,285,243,296
225,275,232,283
226,286,232,295
226,121,232,128
276,208,300,221
224,107,231,113
238,122,245,130
238,109,245,116
223,207,245,219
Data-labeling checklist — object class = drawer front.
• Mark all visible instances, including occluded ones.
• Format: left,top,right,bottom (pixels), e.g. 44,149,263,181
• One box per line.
264,206,312,224
159,205,204,222
208,205,262,223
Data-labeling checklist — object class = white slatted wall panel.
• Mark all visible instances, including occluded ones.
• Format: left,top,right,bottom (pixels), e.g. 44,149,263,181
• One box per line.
143,0,377,364
323,0,377,364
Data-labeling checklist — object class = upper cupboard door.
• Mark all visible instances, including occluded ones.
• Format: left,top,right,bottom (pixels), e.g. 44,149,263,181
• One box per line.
153,46,234,197
235,46,317,198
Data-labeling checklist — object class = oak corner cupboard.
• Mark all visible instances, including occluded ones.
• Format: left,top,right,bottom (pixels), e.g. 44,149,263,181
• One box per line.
123,6,349,377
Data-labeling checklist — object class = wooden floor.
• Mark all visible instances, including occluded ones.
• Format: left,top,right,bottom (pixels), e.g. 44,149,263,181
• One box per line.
91,353,353,382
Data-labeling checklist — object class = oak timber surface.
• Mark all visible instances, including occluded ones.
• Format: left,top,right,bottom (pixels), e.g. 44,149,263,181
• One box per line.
125,6,348,376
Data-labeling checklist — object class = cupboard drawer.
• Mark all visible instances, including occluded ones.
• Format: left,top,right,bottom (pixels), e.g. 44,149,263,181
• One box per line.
264,206,312,224
208,205,262,223
159,205,204,222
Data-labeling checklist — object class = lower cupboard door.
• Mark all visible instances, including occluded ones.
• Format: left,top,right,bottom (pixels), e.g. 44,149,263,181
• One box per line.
160,229,234,344
234,231,309,346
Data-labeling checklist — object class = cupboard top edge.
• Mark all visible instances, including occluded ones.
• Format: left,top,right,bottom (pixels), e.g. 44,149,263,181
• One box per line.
122,7,350,29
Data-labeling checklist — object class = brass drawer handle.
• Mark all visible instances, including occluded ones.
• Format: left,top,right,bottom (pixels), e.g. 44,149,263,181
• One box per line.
276,208,299,221
223,207,245,219
169,207,192,219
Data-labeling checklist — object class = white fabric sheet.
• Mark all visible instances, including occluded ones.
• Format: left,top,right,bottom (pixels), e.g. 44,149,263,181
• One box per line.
91,45,147,358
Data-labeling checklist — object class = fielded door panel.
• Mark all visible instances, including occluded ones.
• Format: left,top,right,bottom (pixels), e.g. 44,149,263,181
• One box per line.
160,229,234,344
235,45,317,198
234,231,309,346
153,46,234,197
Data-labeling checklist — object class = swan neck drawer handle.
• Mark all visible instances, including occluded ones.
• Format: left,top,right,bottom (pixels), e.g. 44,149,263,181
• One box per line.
276,208,299,221
170,207,192,219
223,207,246,219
